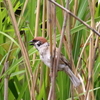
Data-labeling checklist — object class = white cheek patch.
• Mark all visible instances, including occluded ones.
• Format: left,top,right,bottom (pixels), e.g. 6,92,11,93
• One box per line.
35,41,39,45
34,41,41,50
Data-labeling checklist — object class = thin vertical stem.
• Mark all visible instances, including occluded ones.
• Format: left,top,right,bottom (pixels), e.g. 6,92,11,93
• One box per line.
56,17,69,58
42,0,46,37
33,0,41,96
4,62,9,100
66,1,74,99
1,0,29,85
85,0,95,100
72,0,78,26
51,0,56,99
56,1,68,74
33,0,41,69
34,0,41,37
39,0,46,91
47,0,53,100
18,0,29,26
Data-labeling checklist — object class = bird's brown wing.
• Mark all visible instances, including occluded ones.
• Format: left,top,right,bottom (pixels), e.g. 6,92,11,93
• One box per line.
59,53,71,68
54,48,81,87
54,47,71,68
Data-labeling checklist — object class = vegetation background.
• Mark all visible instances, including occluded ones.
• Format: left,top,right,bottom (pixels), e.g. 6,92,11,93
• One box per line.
0,0,100,100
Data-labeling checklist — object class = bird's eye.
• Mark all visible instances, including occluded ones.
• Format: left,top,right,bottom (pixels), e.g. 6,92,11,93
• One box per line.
37,41,42,46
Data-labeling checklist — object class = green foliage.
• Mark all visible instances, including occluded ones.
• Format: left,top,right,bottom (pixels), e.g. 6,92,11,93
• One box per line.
0,0,100,100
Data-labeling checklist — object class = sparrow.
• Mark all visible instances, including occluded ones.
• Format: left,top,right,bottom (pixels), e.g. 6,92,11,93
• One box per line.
30,37,81,87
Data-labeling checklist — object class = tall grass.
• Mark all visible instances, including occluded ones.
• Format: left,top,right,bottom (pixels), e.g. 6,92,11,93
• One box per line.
0,0,100,100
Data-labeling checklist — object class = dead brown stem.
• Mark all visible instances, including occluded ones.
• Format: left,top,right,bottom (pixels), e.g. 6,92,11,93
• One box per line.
49,0,100,36
3,0,35,99
4,61,9,100
85,0,95,100
47,0,53,100
56,0,68,73
72,0,78,27
66,0,74,99
50,0,57,99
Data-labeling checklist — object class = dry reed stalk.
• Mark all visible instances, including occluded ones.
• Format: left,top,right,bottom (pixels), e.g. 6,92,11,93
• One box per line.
3,0,35,100
85,0,95,100
32,0,41,66
60,0,64,16
19,0,32,94
76,32,93,71
34,0,41,37
18,0,28,25
75,32,95,100
34,65,40,93
32,0,41,96
66,0,74,100
51,0,56,99
85,38,94,100
94,22,100,53
39,62,44,91
1,0,29,83
56,8,74,59
4,61,9,100
42,0,46,37
47,0,53,100
43,0,50,95
56,7,85,100
49,1,94,100
66,1,84,100
56,1,68,73
66,0,72,77
72,0,78,26
60,0,63,6
49,0,100,36
17,0,31,94
39,0,47,92
56,17,69,58
5,0,31,94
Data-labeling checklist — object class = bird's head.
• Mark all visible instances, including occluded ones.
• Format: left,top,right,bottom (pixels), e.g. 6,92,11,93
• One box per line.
30,37,48,50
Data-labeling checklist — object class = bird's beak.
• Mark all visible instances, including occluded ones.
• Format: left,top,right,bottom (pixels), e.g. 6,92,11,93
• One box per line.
29,40,34,45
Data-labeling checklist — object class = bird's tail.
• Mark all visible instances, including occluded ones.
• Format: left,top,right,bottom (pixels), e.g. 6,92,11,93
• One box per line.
64,66,81,87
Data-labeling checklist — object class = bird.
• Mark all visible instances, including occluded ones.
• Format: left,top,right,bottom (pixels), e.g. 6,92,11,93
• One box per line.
30,37,81,87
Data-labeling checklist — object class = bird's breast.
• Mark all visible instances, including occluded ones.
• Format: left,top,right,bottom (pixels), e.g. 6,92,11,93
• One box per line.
39,47,51,67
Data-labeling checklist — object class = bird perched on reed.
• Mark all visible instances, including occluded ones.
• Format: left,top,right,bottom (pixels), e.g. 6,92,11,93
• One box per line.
30,37,81,87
